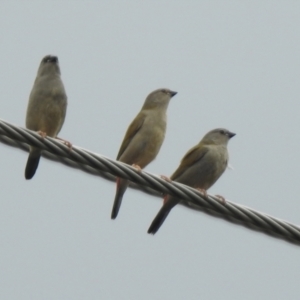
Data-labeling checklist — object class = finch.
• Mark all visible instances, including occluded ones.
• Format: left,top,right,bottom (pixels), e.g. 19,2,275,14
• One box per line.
148,128,235,234
111,88,177,219
25,55,67,179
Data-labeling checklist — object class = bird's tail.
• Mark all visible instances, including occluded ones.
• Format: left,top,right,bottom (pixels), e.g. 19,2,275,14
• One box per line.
147,197,179,235
25,147,41,180
111,177,129,219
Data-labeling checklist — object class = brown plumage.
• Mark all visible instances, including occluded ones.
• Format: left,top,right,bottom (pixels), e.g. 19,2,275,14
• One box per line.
148,128,235,234
111,88,177,219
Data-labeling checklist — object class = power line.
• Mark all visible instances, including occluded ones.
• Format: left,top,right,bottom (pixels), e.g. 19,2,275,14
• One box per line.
0,118,299,245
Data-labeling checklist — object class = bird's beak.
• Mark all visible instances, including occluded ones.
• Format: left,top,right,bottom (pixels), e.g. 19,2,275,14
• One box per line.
169,91,177,97
169,91,177,98
228,132,236,138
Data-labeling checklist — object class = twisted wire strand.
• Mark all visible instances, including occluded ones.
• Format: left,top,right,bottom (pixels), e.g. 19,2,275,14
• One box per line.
0,118,299,245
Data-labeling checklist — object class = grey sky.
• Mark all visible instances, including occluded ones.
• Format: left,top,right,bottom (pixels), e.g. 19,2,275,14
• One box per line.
0,1,300,299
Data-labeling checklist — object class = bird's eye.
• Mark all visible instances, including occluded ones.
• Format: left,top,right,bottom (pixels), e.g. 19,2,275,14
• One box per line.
43,56,57,63
161,89,167,94
220,130,225,135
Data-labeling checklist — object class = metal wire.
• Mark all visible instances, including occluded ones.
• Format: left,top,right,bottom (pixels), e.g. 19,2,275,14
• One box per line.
0,118,299,245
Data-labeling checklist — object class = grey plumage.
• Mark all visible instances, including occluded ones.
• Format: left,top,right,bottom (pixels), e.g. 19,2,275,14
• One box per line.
25,55,67,179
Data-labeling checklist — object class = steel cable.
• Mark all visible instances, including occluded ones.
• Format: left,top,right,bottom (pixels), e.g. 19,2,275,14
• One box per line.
0,118,299,245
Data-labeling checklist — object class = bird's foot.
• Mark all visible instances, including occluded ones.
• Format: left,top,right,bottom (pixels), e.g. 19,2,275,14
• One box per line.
161,175,172,183
37,131,47,139
196,188,208,198
132,164,142,173
56,136,72,150
215,194,226,205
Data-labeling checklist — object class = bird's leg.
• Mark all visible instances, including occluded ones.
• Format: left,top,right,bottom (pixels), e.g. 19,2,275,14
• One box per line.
132,164,142,173
56,136,72,150
116,177,120,188
215,194,226,205
160,176,172,200
163,194,169,204
37,131,47,138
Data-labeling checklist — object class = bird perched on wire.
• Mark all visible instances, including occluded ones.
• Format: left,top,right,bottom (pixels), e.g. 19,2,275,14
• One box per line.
111,88,177,219
25,55,68,179
148,128,235,234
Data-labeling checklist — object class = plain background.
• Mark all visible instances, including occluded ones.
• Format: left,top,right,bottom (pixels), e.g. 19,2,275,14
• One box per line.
0,1,300,299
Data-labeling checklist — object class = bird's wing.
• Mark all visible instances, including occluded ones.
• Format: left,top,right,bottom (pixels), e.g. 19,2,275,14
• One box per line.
116,112,146,160
171,144,209,180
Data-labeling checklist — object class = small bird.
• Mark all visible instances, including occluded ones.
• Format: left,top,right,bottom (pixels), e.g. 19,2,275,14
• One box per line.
111,88,177,219
25,55,68,179
148,128,235,234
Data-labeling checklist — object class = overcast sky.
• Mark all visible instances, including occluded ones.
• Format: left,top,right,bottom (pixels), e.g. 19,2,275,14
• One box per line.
0,1,300,299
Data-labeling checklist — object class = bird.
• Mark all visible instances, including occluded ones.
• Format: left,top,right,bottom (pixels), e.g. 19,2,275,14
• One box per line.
25,55,68,179
111,88,177,219
148,128,235,234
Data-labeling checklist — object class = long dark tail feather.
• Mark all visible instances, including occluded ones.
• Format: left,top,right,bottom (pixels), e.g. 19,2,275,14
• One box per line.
25,148,41,180
147,198,178,235
111,178,129,219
